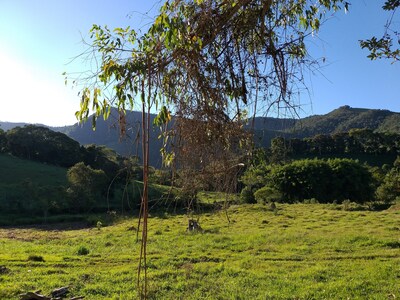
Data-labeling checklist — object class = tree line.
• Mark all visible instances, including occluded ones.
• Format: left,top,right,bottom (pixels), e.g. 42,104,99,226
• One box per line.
268,128,400,164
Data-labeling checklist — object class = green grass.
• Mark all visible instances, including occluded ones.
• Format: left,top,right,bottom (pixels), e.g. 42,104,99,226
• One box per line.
0,203,399,299
0,153,67,187
197,191,239,204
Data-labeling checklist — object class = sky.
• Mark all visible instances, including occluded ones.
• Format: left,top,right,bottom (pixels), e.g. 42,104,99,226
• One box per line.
0,0,399,126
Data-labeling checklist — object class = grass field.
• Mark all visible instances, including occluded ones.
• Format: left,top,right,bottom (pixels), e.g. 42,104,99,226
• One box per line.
0,153,67,187
0,203,399,299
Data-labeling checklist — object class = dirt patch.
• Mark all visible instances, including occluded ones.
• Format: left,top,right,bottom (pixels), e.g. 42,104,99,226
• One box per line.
0,222,91,241
3,230,35,242
0,222,90,231
388,203,400,211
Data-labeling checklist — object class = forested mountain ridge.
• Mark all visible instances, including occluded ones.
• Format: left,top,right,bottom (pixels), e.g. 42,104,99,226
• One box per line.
247,106,400,147
252,106,400,140
1,106,399,167
290,106,400,136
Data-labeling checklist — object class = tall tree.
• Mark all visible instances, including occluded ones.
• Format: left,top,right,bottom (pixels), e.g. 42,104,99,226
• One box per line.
66,162,108,212
67,0,349,297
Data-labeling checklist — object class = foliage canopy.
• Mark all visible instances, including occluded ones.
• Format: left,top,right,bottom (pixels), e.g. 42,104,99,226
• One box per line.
243,158,375,203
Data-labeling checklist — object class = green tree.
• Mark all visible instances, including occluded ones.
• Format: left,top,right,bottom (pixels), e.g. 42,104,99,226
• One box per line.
21,182,66,221
150,169,172,186
328,158,375,203
377,157,400,203
269,159,332,202
241,163,270,191
83,144,121,180
67,162,108,212
6,125,82,167
310,134,334,155
268,158,375,203
270,137,289,164
349,128,384,154
332,132,349,154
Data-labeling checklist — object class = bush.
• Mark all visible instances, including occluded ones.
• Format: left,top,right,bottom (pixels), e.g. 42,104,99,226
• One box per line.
27,255,45,262
303,198,319,204
240,186,256,204
376,157,400,203
269,159,332,202
268,158,375,204
328,158,375,203
254,186,281,204
77,246,90,256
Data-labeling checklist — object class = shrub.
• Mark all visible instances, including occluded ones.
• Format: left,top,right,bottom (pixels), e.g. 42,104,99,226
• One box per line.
269,159,331,202
240,186,256,204
254,186,282,204
376,157,400,203
342,199,352,211
27,255,45,262
77,246,90,256
303,198,319,204
328,158,375,203
268,158,375,204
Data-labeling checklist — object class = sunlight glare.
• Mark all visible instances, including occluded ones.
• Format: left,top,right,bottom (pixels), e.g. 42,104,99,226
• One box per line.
0,50,79,126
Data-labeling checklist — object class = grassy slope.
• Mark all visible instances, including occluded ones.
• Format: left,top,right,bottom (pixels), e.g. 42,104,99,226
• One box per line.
0,154,68,224
0,203,399,299
0,154,67,187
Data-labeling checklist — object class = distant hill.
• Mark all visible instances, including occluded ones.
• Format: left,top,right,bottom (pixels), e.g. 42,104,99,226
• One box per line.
249,105,400,147
2,105,400,167
54,110,164,167
0,121,29,131
289,106,400,136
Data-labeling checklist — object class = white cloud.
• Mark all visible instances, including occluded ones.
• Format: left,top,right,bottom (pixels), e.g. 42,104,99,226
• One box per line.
0,50,79,126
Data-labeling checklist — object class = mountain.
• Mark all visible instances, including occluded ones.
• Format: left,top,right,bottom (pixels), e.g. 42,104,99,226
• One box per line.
2,105,400,167
53,110,164,167
289,106,399,136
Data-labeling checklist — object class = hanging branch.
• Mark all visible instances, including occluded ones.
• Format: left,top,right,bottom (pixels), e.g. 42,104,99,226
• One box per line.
66,1,350,298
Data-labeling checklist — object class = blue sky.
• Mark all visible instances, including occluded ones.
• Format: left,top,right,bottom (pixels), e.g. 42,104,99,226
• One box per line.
0,0,398,126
